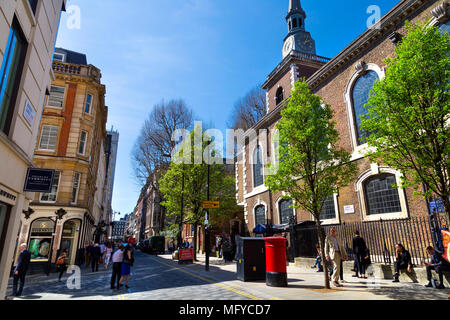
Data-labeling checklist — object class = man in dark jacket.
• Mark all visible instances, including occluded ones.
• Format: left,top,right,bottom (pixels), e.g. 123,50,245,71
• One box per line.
425,246,450,289
352,231,368,278
89,243,102,272
12,243,31,297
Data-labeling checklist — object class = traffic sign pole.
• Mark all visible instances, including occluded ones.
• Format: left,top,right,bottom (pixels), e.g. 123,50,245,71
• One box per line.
205,163,210,271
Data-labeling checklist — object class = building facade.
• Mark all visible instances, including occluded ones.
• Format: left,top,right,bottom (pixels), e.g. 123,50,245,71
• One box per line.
237,0,449,235
15,47,108,270
0,0,66,299
103,128,119,239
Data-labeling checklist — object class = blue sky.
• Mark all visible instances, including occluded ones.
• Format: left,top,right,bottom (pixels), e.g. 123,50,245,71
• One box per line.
55,0,399,219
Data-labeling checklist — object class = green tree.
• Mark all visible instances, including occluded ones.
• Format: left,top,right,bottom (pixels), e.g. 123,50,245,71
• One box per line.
361,21,450,219
159,126,239,261
265,80,357,289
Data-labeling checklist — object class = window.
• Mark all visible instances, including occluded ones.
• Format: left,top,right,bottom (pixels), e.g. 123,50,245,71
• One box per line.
71,172,81,204
53,53,65,62
279,199,294,224
351,70,379,145
253,146,264,187
276,87,284,105
84,94,93,113
0,19,27,133
364,174,402,215
40,171,60,202
38,125,58,151
29,218,54,261
0,203,11,260
255,205,266,226
320,196,336,220
47,86,65,108
292,18,298,29
79,131,88,155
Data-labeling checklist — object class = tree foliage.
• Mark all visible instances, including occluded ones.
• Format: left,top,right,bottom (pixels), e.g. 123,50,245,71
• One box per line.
361,21,450,218
131,99,194,186
265,80,357,288
159,125,239,259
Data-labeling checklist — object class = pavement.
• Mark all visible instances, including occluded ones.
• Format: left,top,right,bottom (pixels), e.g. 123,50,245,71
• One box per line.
5,251,450,300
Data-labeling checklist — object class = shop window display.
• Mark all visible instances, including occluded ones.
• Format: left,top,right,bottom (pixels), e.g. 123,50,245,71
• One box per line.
29,219,55,261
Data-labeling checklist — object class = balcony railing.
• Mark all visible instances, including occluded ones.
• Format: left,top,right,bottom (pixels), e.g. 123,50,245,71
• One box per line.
52,61,102,82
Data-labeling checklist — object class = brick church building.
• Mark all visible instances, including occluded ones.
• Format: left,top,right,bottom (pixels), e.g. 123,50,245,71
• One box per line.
235,0,449,260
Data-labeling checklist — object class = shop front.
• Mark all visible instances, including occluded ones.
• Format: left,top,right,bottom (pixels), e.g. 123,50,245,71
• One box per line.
15,207,93,273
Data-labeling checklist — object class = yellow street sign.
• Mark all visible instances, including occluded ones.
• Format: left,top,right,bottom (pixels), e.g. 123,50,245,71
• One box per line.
202,201,220,209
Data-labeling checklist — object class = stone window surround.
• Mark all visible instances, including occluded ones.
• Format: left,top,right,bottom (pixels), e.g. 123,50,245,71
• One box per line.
317,193,341,226
252,199,268,227
355,164,409,222
250,143,266,192
46,85,66,109
38,124,59,152
78,130,88,155
344,62,385,161
84,92,94,114
275,195,294,225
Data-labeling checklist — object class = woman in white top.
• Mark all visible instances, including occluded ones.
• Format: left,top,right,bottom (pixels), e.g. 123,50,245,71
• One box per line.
104,242,113,269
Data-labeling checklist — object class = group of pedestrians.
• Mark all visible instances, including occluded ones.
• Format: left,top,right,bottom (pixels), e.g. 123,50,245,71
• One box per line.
312,227,449,289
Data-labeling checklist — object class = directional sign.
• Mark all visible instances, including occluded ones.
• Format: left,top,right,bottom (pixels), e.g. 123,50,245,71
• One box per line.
202,201,220,209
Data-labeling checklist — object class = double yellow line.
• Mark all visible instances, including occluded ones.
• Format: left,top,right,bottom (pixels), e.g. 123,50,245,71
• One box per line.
154,258,275,301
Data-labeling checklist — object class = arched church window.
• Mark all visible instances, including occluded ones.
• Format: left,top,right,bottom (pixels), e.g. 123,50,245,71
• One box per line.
364,174,401,215
255,205,266,226
276,87,284,105
253,146,264,187
279,199,294,224
351,70,379,145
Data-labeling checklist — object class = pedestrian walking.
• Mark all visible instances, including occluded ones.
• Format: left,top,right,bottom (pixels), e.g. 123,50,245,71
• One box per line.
11,243,31,297
118,245,134,289
104,242,113,269
393,243,413,283
56,248,68,282
89,243,102,272
424,246,450,289
324,227,348,287
352,230,368,279
85,242,93,268
111,244,124,290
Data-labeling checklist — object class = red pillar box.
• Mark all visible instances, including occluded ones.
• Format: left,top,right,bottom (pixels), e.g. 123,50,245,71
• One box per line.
264,237,288,287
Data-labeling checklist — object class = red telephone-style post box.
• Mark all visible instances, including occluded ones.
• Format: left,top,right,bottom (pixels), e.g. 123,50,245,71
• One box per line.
264,237,288,287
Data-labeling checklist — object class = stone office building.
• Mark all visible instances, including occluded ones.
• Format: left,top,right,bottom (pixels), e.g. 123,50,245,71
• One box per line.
236,0,449,239
0,0,66,299
15,48,108,269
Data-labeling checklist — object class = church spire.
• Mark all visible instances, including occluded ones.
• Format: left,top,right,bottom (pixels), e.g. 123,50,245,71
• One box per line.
289,0,303,12
282,0,316,58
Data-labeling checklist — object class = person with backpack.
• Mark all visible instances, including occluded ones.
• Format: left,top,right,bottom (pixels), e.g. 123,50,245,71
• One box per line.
56,248,68,282
118,244,134,289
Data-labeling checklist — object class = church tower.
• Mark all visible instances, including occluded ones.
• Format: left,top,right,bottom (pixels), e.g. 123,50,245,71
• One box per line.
282,0,317,58
262,0,329,114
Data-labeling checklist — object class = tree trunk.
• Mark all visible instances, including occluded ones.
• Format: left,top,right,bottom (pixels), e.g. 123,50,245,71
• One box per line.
442,196,450,223
316,220,330,289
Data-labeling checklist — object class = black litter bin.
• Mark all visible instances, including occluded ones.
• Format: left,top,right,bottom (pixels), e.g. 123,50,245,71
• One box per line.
236,237,266,282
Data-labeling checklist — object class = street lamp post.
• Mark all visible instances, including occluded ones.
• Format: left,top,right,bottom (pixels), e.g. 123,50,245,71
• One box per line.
205,162,210,271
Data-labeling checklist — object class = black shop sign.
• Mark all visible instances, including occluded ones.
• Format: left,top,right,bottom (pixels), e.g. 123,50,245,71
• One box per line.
24,169,55,193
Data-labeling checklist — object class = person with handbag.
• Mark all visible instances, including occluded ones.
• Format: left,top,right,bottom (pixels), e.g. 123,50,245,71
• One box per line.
56,248,68,282
118,244,134,289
